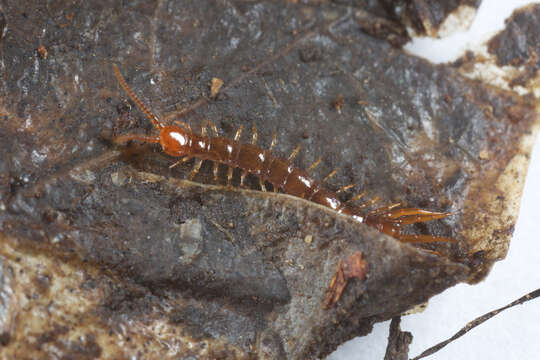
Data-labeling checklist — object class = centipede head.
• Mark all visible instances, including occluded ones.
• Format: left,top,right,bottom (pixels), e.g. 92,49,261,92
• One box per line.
159,126,192,157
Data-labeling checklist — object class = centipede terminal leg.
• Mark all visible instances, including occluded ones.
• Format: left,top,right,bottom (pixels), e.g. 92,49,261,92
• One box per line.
379,208,451,224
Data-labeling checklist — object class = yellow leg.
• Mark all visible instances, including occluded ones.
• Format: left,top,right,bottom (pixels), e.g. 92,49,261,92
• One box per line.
188,159,204,180
213,162,219,183
252,124,258,144
288,144,302,162
234,125,244,141
169,156,191,169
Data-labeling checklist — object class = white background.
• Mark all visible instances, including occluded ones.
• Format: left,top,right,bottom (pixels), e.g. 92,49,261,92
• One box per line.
329,0,540,359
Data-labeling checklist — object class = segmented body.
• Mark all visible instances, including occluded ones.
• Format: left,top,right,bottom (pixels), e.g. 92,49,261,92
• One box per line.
112,65,452,243
166,127,356,213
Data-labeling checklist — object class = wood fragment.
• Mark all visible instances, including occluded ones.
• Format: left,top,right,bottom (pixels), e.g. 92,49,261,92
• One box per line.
210,77,224,98
322,251,368,309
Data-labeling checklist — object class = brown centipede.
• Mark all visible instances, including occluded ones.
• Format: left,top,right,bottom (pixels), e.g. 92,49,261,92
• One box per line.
112,65,453,244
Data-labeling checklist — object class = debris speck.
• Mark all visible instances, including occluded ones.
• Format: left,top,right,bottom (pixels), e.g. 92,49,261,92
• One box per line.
111,171,128,186
37,45,48,59
332,93,344,114
478,150,489,160
210,77,224,98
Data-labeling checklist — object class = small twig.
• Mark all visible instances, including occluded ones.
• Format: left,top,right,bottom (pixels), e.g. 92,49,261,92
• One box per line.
209,219,235,243
411,288,540,360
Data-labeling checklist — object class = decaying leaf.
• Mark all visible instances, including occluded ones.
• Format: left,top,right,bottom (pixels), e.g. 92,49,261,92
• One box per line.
0,1,538,359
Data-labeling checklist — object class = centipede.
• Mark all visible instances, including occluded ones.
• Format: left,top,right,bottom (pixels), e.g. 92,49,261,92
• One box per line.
112,65,453,244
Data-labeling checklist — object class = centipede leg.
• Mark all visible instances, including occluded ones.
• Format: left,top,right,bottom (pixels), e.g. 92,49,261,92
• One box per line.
269,129,277,151
368,203,402,216
174,121,192,132
259,178,267,192
213,162,220,183
227,166,234,186
240,170,248,188
252,124,258,144
288,144,302,162
169,156,191,169
188,159,204,180
308,158,322,172
234,125,244,141
345,191,366,204
208,121,219,136
322,169,338,184
336,184,355,194
357,196,380,209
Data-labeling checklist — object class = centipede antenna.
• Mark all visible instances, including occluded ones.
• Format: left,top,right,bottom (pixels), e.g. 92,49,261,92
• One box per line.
288,144,302,162
234,125,244,141
308,158,322,172
112,64,163,129
322,169,338,184
336,184,355,194
252,124,258,145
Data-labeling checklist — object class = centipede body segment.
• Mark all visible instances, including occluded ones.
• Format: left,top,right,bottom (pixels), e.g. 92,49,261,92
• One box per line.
112,64,453,244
